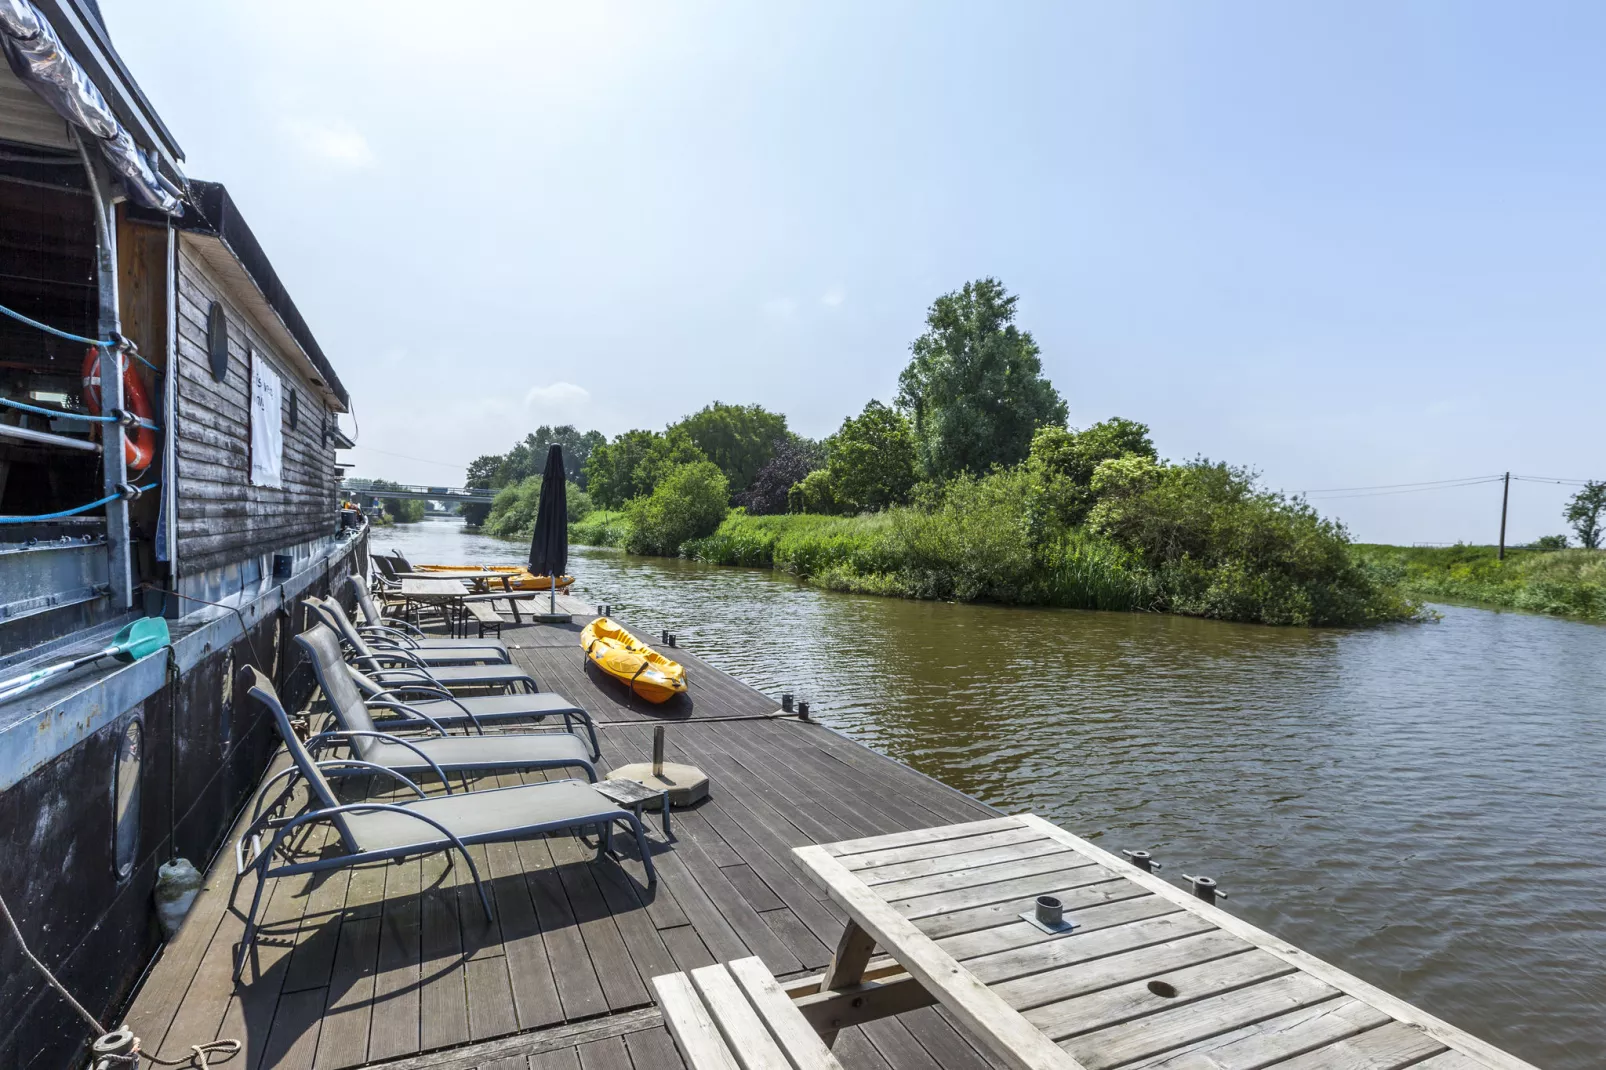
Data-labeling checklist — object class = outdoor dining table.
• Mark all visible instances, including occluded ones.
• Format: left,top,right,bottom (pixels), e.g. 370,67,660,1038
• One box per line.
791,813,1520,1070
397,576,473,630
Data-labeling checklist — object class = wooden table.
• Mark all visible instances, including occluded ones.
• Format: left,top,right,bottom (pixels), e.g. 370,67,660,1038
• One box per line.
792,814,1533,1070
398,577,472,630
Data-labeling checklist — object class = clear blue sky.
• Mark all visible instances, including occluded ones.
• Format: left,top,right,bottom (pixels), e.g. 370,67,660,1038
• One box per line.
109,2,1604,544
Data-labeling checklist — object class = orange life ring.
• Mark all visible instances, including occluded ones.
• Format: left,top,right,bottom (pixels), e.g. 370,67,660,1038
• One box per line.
81,346,156,470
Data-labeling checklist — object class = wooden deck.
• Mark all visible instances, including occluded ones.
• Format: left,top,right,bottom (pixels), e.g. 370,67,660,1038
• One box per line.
121,608,1007,1070
119,601,1536,1070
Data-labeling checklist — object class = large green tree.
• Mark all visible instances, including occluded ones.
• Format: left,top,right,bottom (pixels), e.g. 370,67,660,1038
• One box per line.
828,400,918,513
897,278,1067,479
674,402,788,494
1564,481,1606,550
584,427,709,508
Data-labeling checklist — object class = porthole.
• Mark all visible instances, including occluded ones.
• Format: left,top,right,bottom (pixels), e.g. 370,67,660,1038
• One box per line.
287,387,299,431
113,717,143,880
206,301,229,382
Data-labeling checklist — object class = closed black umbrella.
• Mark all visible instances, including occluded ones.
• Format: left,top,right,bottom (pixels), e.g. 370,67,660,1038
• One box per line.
528,444,569,613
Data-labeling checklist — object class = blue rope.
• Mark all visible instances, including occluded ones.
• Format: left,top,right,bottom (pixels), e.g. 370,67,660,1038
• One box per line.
0,301,161,374
0,481,159,524
0,301,114,347
0,396,117,423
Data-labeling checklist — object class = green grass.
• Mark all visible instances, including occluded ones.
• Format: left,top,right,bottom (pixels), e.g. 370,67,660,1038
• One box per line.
1354,544,1606,621
569,509,630,547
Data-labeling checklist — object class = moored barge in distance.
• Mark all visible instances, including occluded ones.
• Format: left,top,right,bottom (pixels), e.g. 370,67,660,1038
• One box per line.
0,4,364,1066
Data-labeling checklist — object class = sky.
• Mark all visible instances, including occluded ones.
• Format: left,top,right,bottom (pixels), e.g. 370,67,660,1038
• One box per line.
104,1,1604,545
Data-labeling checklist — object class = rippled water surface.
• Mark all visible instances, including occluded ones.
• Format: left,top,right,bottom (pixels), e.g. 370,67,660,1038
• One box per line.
381,520,1605,1068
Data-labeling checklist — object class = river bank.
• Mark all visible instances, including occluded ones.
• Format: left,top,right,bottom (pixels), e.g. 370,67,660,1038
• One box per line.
1356,543,1606,622
369,519,1605,1068
571,507,1422,627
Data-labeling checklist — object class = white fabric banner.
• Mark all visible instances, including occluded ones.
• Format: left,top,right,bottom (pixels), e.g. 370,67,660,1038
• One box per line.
250,351,284,488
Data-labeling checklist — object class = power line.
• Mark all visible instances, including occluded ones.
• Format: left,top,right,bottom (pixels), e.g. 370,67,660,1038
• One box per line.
1512,475,1594,486
1306,478,1505,501
344,445,471,470
1302,475,1502,493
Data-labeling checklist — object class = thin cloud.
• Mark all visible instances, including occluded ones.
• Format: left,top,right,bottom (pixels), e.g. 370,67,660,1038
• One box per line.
282,118,375,168
524,381,591,407
821,286,845,307
763,297,798,319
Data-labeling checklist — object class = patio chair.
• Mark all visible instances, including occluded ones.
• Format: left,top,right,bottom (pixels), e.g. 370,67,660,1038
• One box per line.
316,592,505,666
346,576,510,660
346,663,601,759
304,598,538,693
295,623,596,783
233,668,655,981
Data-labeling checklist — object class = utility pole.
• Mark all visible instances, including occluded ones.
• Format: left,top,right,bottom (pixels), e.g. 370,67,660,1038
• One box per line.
1498,472,1510,560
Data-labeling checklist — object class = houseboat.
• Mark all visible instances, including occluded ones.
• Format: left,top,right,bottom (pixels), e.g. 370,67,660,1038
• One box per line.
0,4,364,1067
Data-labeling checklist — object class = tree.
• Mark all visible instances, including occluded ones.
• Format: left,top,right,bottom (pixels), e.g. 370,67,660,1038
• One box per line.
1026,418,1157,529
584,427,709,508
674,403,789,495
489,426,605,489
625,461,730,555
1564,481,1606,550
585,429,659,508
789,468,839,514
736,435,825,515
827,400,918,513
370,479,425,523
635,426,708,493
465,454,502,489
897,278,1067,478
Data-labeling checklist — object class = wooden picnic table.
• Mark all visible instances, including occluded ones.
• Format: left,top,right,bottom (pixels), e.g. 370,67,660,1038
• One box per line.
792,813,1533,1070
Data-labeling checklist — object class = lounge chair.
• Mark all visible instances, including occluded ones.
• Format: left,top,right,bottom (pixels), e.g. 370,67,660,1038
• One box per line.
347,663,601,758
233,668,655,981
318,592,506,666
346,576,510,661
295,623,596,783
305,598,538,692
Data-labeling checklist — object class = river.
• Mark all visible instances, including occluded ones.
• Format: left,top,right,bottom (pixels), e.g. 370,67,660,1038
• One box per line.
379,518,1604,1069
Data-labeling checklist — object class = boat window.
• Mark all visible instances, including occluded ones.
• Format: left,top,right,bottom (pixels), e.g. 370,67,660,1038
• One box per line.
206,301,229,381
113,717,143,880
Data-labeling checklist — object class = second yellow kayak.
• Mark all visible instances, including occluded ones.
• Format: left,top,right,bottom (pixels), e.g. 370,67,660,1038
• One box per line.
580,617,687,703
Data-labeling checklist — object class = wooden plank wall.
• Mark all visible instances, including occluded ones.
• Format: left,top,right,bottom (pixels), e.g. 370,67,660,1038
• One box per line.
173,240,338,574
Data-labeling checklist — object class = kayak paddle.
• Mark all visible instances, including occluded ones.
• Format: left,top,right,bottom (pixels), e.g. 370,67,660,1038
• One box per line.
0,617,171,703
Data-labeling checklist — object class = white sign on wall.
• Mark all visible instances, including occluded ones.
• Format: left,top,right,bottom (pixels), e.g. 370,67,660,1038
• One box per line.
250,350,284,488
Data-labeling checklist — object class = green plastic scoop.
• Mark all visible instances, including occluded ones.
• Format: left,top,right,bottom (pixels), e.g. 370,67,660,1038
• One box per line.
0,617,170,703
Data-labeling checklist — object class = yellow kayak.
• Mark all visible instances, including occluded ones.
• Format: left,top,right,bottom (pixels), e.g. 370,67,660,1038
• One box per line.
414,564,574,591
581,617,688,704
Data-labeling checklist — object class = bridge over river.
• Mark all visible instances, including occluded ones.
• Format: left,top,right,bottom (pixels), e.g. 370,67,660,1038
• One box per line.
339,479,495,504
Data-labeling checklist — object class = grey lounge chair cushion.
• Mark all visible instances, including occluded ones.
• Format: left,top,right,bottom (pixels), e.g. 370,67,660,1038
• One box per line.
398,645,510,667
390,692,585,723
346,780,623,852
409,636,509,654
394,663,535,689
362,732,592,774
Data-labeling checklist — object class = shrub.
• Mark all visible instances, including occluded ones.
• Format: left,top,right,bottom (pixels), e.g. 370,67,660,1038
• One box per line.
482,476,590,539
624,461,730,555
736,437,825,515
788,468,840,515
